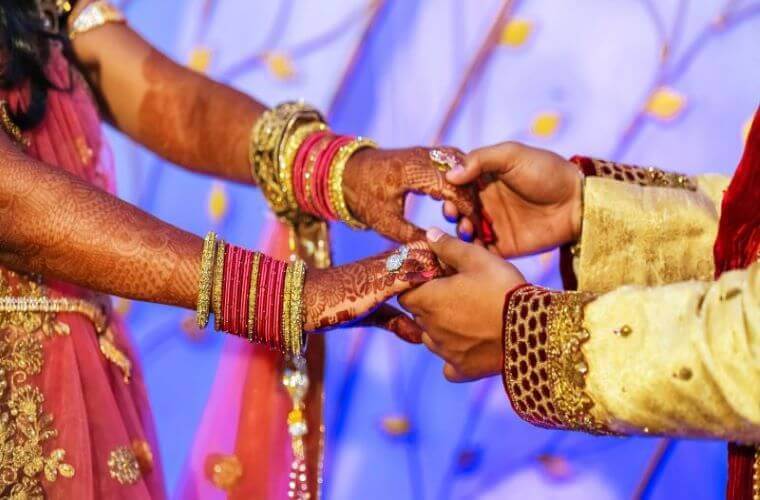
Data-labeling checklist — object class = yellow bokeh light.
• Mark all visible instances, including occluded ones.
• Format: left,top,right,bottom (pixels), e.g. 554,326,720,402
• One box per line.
265,52,296,80
500,19,533,47
645,86,686,121
530,111,561,138
208,182,228,222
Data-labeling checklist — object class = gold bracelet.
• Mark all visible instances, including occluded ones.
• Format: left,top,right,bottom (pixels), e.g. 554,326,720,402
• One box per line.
247,252,262,343
212,239,226,331
328,137,377,229
196,232,217,328
288,259,307,356
68,0,126,40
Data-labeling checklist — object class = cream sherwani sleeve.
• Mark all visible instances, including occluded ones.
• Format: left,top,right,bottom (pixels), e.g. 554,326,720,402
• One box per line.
502,261,759,443
563,156,730,293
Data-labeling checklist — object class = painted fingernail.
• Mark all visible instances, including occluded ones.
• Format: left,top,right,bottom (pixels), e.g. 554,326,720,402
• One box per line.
444,212,459,224
427,227,445,242
458,228,474,242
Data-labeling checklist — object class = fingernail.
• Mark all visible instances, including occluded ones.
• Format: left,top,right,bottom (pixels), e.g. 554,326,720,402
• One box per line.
444,213,459,224
427,227,445,242
458,228,474,242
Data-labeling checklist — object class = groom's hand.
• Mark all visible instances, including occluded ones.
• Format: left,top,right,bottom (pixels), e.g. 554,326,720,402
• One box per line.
399,228,525,382
343,147,477,243
443,141,583,257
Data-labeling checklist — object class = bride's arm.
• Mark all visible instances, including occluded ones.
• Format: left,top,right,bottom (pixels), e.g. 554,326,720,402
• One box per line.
0,134,439,333
68,4,476,242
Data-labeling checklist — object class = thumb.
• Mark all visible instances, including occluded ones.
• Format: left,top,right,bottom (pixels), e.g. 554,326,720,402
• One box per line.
426,227,483,271
447,141,523,185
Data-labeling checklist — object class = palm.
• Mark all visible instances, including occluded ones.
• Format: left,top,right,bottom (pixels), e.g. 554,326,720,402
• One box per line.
479,152,580,257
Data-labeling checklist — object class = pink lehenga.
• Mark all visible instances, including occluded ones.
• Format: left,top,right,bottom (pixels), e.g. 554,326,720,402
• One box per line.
0,48,166,498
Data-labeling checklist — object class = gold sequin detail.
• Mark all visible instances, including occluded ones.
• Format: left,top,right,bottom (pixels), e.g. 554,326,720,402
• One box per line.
131,439,154,475
503,286,610,434
585,158,697,191
204,453,243,492
108,446,141,485
752,446,760,500
99,331,132,383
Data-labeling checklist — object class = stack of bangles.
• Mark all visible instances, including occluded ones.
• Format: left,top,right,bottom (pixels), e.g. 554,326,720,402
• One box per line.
195,232,307,356
249,101,375,228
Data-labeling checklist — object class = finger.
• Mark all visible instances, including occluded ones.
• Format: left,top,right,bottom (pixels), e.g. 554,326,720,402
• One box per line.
456,218,474,242
442,201,460,223
404,162,477,218
443,363,469,383
361,304,423,344
448,141,523,185
425,227,486,271
380,213,426,244
421,333,447,359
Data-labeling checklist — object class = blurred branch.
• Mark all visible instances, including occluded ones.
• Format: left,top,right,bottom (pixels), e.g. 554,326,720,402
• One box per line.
632,439,675,499
328,0,389,121
431,0,517,145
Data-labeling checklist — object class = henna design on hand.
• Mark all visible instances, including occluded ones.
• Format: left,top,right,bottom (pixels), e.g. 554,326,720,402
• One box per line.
0,136,202,308
137,49,265,182
342,147,477,243
302,241,442,331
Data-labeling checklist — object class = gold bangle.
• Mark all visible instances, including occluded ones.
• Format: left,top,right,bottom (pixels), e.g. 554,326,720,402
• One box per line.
247,252,262,343
68,0,126,40
0,100,29,148
212,239,226,331
328,137,377,229
288,259,307,356
196,232,217,328
281,121,327,214
277,113,324,219
249,102,324,221
281,262,295,354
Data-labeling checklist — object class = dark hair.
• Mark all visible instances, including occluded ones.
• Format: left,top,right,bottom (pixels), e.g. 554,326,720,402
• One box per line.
0,2,73,130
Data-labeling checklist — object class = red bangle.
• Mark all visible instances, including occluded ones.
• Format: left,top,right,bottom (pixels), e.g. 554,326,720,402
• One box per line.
222,245,236,333
294,130,329,214
255,254,271,346
238,249,253,337
270,259,287,351
313,135,351,220
302,133,335,218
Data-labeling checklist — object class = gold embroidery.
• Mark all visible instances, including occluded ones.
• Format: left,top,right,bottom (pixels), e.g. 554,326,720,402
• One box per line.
586,158,697,191
74,136,94,166
752,446,759,500
0,272,76,496
503,287,609,433
131,439,153,475
99,331,132,383
108,446,141,485
204,453,243,492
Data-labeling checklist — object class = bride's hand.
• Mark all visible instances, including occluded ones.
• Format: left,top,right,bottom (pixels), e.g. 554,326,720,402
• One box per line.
303,241,443,341
343,147,477,243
